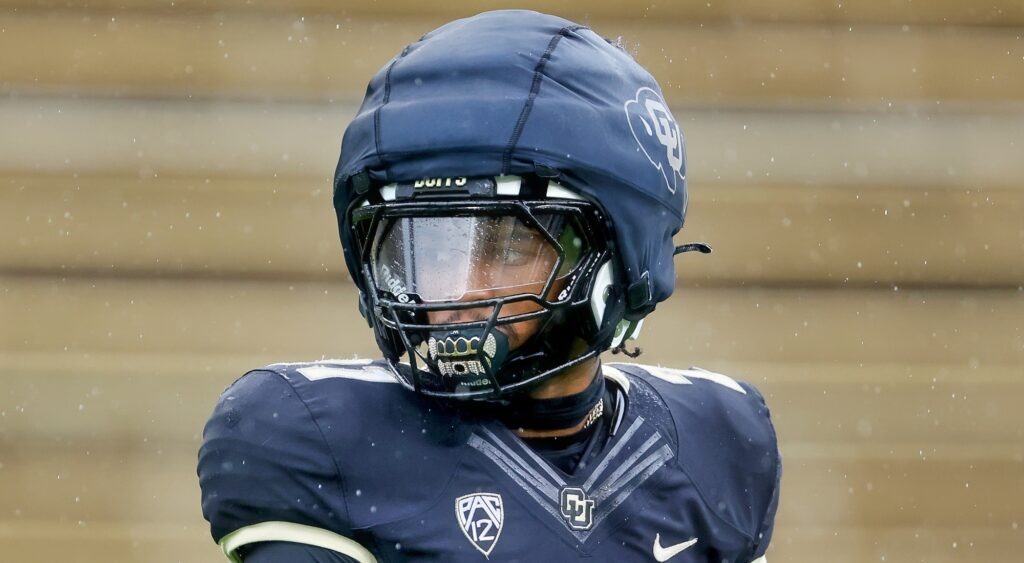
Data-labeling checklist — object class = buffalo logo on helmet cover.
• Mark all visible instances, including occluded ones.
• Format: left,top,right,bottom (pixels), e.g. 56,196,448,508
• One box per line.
625,87,686,194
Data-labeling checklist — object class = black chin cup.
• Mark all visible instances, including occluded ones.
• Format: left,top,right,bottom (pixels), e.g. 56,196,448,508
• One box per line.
426,328,510,381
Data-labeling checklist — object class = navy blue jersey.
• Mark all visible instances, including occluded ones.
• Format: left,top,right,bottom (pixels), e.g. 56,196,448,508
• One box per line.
198,360,780,562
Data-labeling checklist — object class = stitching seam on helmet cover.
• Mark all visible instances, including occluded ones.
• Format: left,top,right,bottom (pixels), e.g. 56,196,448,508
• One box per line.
374,46,410,181
502,25,587,175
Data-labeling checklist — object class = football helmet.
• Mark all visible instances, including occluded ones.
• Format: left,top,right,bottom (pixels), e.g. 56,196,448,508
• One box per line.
333,11,698,398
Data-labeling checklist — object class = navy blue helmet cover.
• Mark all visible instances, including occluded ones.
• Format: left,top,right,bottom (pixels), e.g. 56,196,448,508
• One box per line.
334,10,688,318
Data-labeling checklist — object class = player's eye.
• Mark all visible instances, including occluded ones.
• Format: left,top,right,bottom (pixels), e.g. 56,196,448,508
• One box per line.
502,224,547,266
502,242,535,266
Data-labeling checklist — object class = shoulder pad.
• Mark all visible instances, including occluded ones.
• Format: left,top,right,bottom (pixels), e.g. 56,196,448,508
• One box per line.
608,363,781,557
265,358,399,385
198,368,353,543
247,359,472,529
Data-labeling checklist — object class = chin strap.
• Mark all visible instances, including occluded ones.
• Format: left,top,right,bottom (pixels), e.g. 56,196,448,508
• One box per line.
611,242,711,359
610,340,643,358
674,242,713,255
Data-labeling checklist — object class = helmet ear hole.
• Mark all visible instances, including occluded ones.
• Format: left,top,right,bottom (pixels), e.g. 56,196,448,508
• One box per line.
589,261,616,328
590,259,645,350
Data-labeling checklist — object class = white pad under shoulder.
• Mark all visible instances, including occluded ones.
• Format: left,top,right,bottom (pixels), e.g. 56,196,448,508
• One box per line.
219,521,378,563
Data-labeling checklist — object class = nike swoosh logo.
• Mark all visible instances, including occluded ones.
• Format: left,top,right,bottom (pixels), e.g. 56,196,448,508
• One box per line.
653,533,698,561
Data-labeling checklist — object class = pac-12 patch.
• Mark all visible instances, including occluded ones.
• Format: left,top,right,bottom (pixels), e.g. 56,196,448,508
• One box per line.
456,492,504,558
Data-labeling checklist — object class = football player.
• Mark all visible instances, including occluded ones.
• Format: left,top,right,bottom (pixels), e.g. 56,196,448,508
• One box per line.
198,10,781,562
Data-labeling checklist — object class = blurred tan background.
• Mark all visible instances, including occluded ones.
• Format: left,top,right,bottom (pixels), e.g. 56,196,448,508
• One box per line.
2,1,1023,561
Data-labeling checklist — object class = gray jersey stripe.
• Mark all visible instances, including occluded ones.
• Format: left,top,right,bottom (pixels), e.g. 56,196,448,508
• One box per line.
590,444,673,527
594,444,674,504
480,427,567,487
469,428,671,545
581,416,645,490
468,434,560,499
592,432,661,494
576,446,674,543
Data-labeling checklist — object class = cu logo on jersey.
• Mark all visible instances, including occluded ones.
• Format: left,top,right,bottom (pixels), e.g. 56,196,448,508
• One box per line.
559,487,595,530
456,493,504,558
624,87,685,194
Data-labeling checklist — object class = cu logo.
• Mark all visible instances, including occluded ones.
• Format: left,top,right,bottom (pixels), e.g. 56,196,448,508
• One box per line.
559,487,595,530
624,87,685,194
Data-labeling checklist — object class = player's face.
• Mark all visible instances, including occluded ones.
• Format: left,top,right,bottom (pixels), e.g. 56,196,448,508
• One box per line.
423,219,568,351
